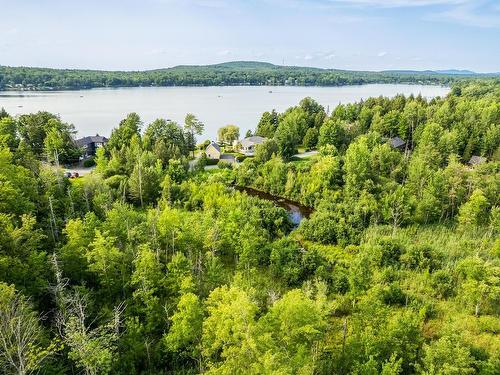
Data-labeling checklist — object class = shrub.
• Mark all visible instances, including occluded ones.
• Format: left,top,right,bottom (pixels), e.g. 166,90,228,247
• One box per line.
381,282,406,306
205,158,219,166
430,269,456,299
83,157,96,167
376,237,405,268
402,244,442,272
217,160,233,169
235,154,248,163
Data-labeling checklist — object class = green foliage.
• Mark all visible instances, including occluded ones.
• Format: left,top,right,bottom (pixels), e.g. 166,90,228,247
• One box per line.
255,109,279,138
318,118,346,149
420,336,475,375
274,107,306,158
0,63,465,90
254,138,279,163
458,189,489,229
83,157,96,167
107,113,142,152
217,124,240,145
303,127,319,150
164,292,203,358
0,80,499,373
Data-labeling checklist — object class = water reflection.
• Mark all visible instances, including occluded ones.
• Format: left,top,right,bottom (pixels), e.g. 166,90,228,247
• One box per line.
234,186,313,226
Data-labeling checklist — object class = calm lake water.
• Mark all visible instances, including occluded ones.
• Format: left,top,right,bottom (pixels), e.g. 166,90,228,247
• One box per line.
0,84,450,140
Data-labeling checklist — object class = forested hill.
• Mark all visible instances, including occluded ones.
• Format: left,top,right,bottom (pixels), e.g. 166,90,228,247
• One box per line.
0,61,489,90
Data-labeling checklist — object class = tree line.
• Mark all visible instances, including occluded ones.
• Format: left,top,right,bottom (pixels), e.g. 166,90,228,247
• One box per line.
0,61,471,91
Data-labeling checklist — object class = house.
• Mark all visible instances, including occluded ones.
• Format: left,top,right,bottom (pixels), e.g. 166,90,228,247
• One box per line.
76,134,108,158
206,142,222,159
468,155,486,166
389,136,406,151
239,136,266,156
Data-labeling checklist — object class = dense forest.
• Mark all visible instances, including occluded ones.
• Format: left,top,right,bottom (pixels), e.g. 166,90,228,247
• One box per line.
0,79,499,374
0,61,483,91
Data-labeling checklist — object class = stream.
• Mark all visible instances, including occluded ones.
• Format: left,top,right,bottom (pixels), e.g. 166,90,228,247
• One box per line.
234,186,313,226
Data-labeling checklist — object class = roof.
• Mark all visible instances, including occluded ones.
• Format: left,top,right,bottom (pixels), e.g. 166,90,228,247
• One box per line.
389,137,406,149
240,136,266,148
206,142,221,152
76,135,108,147
469,155,486,165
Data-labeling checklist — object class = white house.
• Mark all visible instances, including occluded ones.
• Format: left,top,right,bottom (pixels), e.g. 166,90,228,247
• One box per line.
205,142,222,159
238,136,266,156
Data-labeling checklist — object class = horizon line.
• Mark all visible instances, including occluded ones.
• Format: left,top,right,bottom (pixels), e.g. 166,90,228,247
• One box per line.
2,60,498,75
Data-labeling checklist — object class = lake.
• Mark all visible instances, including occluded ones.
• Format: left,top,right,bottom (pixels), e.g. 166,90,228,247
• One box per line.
0,84,450,140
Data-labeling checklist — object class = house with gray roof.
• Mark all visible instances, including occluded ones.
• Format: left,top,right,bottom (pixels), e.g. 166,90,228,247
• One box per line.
205,142,222,159
239,136,266,156
468,155,487,166
389,136,406,151
76,134,108,158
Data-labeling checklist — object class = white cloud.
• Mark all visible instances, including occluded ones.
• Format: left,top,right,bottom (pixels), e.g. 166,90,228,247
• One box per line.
429,2,500,28
217,49,231,56
149,48,166,55
377,51,387,57
154,0,228,8
322,0,500,28
324,0,469,7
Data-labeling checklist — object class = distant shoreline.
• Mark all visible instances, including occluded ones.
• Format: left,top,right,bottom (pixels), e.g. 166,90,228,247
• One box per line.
1,61,484,92
0,81,453,93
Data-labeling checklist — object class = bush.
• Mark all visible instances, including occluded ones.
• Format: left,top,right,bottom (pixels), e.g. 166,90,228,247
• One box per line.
217,160,233,169
235,154,249,163
381,282,406,306
430,269,455,298
376,237,405,268
270,238,305,286
206,158,219,166
401,244,442,272
83,157,96,167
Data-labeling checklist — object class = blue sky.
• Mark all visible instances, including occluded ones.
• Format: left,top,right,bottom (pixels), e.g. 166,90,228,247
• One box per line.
1,0,499,72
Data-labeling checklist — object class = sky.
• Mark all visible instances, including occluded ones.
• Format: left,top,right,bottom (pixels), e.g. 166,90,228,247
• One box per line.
0,0,499,72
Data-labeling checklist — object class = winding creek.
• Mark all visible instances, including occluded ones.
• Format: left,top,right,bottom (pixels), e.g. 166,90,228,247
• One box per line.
234,186,313,226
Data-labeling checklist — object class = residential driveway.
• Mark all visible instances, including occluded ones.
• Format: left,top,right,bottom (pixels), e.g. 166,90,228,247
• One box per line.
294,150,319,158
64,166,95,176
204,165,219,170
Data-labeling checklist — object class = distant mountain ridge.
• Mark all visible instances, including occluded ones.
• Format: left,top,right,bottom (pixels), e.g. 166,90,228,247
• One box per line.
170,62,491,75
384,68,479,76
434,69,477,75
1,60,496,75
